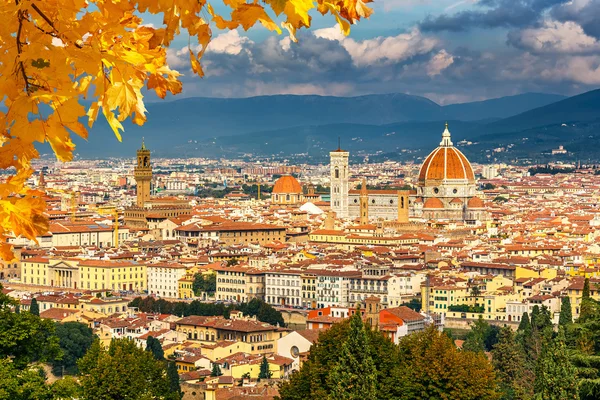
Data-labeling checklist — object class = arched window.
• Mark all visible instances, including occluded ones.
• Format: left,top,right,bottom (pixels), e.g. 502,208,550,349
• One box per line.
334,168,339,179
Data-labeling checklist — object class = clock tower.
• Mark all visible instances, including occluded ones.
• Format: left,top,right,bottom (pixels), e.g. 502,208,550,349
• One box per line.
134,139,152,207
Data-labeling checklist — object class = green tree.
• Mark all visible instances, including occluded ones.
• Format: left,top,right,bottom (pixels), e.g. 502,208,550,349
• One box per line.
560,297,573,326
166,361,182,400
470,285,482,297
584,278,591,299
534,329,579,400
192,273,216,296
463,317,499,353
325,311,376,399
78,338,177,400
517,312,530,332
52,322,94,375
145,336,165,361
50,376,81,400
258,356,273,381
211,363,222,377
29,298,39,316
0,285,62,369
389,325,499,400
579,278,599,323
0,359,52,400
279,315,398,399
492,327,533,400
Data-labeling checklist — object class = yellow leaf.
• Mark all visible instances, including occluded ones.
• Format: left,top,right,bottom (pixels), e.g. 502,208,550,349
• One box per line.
103,107,124,141
190,49,204,77
232,4,282,33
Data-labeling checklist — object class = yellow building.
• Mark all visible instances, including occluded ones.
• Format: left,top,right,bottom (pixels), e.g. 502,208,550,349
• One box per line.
178,274,195,300
20,257,146,292
78,259,146,292
216,353,293,379
200,340,252,361
566,277,600,318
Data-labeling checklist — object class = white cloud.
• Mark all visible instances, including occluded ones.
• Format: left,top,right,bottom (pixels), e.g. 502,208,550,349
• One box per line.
427,50,454,76
513,20,600,54
314,26,442,67
205,30,252,55
166,46,190,69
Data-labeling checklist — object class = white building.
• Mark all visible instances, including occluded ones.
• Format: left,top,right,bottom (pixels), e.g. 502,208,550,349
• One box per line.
387,273,426,307
265,270,302,307
147,263,188,298
315,270,358,308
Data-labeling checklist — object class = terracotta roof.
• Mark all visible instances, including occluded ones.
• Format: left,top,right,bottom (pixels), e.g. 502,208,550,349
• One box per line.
418,146,475,183
272,175,302,194
423,197,444,209
467,196,485,208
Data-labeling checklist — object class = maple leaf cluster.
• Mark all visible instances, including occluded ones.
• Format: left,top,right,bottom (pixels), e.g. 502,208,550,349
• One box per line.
0,0,373,260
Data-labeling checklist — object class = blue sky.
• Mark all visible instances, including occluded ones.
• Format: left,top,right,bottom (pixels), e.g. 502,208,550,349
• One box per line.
151,0,600,104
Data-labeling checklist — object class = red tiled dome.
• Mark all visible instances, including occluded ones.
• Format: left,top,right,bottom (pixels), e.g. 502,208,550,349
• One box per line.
467,196,484,208
272,175,302,194
423,197,444,209
418,147,475,183
418,124,475,185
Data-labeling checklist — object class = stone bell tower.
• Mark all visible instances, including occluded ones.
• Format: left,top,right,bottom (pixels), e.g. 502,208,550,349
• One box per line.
134,139,152,207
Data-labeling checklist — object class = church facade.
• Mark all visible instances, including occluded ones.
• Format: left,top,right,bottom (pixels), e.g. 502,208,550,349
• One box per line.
330,124,487,223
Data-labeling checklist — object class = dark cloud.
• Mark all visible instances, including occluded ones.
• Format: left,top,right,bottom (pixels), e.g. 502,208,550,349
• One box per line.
420,0,567,32
552,0,600,39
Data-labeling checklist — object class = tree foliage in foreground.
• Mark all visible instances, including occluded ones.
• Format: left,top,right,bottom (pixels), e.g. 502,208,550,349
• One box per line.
0,285,62,369
279,320,498,400
52,322,94,375
78,338,178,400
0,0,373,261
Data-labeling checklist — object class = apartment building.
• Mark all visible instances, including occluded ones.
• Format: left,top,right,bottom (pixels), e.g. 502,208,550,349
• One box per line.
265,270,302,307
147,262,188,298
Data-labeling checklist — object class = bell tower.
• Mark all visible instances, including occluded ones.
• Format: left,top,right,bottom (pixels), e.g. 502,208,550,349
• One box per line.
330,138,349,219
134,139,152,207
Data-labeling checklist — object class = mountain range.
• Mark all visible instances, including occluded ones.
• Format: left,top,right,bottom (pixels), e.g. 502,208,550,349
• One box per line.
53,89,600,162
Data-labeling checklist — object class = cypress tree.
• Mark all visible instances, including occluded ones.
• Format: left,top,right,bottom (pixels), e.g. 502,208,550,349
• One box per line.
517,312,530,332
146,336,164,360
30,297,39,316
167,361,182,399
326,310,377,399
579,278,598,323
559,297,573,326
534,329,579,400
492,327,533,399
258,355,272,379
211,363,222,377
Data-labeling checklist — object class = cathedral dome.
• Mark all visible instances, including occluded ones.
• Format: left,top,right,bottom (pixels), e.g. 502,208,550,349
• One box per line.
467,196,484,208
272,175,302,194
423,197,444,209
418,124,475,185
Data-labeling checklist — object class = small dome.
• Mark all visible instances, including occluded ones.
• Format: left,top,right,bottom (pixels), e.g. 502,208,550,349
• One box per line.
467,196,484,208
272,175,302,194
423,197,444,209
418,124,475,184
450,198,463,204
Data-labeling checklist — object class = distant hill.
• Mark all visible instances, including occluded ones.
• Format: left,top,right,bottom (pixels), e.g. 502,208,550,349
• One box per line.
484,89,600,134
444,92,566,121
53,91,569,158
